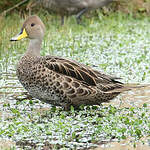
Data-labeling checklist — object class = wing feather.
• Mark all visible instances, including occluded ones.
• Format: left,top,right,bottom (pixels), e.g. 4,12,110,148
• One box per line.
43,56,122,86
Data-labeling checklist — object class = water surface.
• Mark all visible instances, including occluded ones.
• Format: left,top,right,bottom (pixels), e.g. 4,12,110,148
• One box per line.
0,14,150,150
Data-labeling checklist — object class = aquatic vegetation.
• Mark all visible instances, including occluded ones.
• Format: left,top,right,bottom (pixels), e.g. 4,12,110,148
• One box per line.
0,13,150,149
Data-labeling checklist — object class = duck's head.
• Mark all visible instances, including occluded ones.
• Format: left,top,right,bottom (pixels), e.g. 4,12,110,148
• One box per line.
11,15,45,41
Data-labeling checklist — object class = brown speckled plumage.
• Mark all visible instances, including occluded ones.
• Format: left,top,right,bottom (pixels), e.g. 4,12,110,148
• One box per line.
11,16,139,110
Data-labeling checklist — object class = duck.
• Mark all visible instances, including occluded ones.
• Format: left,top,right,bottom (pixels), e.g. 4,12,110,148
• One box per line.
37,0,114,25
10,16,143,110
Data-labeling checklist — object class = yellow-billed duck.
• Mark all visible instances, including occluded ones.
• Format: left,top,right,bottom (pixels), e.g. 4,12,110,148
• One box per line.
11,16,143,110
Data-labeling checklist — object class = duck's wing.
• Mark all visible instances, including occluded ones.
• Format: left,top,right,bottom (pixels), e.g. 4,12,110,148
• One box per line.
42,56,122,86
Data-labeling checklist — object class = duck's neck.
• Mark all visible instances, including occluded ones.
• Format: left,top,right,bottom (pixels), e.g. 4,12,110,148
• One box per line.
25,38,42,57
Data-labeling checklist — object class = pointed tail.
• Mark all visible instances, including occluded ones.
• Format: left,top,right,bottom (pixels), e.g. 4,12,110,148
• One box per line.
106,83,150,93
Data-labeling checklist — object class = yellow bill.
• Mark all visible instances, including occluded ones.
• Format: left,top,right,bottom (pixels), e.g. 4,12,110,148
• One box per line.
10,28,28,41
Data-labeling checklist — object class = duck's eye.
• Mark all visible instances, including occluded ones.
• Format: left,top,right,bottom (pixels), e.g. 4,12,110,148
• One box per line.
31,23,35,27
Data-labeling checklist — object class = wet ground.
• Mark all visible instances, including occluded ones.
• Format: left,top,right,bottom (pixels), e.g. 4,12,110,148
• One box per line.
94,137,150,150
96,87,150,150
0,75,150,150
104,87,150,108
0,14,150,149
96,86,150,150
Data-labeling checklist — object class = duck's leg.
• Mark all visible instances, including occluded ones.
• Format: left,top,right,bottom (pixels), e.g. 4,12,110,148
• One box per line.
76,8,88,24
61,16,65,25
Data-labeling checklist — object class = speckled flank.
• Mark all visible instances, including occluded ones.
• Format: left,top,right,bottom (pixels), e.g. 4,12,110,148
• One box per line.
12,15,136,110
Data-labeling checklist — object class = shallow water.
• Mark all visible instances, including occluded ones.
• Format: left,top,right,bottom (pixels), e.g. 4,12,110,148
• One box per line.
94,137,150,150
0,63,150,150
104,87,150,108
0,14,150,149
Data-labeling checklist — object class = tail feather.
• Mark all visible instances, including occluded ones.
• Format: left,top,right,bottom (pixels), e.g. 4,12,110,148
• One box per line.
106,83,150,93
